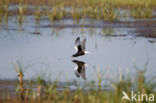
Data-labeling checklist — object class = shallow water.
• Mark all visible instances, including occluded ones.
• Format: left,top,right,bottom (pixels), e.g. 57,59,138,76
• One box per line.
0,15,156,84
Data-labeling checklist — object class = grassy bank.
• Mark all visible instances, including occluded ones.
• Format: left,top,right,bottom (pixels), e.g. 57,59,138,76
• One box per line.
9,0,156,8
0,61,156,103
0,0,155,24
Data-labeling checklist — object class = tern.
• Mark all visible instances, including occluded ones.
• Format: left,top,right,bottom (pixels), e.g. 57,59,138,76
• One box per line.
72,37,89,57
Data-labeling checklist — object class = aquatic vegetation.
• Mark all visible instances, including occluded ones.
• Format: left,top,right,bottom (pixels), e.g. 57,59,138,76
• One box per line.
71,7,81,22
101,28,115,36
0,0,154,24
130,0,153,19
18,1,23,24
8,0,156,8
34,7,42,21
46,4,66,22
35,74,46,101
57,4,66,20
131,6,153,19
47,7,58,21
18,0,27,25
13,61,32,102
102,7,118,21
84,7,101,20
3,0,10,24
0,0,5,24
13,61,25,101
101,0,118,21
2,63,153,103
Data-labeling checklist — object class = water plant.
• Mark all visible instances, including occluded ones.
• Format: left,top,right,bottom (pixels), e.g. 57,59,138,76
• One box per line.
1,63,155,103
13,61,25,101
71,7,81,23
0,0,5,25
34,7,41,21
131,0,153,19
3,0,10,25
18,0,27,25
0,0,154,23
101,1,118,21
13,61,31,102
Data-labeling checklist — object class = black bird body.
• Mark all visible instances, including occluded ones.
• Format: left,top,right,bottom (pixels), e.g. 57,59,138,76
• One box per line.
72,37,86,57
72,46,85,57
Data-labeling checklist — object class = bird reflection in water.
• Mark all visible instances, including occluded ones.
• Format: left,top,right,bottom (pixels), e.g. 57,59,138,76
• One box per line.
72,60,88,80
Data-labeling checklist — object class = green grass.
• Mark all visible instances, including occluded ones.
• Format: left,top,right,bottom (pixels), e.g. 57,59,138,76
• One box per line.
0,62,154,103
0,0,155,26
8,0,156,7
131,2,153,19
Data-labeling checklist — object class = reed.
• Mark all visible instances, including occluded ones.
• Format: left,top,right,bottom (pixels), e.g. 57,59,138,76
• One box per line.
34,7,41,21
9,0,156,8
3,0,9,24
13,61,31,102
18,0,27,25
71,7,81,22
47,6,58,21
102,1,118,21
13,61,25,101
2,64,156,103
131,0,153,19
0,0,154,23
0,0,5,24
36,76,44,102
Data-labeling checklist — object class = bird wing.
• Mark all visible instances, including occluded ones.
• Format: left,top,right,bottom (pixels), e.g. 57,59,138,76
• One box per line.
74,37,80,51
81,38,86,50
73,61,80,78
72,60,85,65
72,60,86,79
75,70,80,78
80,65,86,80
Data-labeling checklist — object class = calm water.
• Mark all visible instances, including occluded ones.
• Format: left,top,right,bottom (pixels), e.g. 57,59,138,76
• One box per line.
0,16,156,83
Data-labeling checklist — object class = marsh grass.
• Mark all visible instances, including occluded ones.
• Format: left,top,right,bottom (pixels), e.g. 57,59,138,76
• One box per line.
71,7,81,23
18,0,27,25
46,4,66,22
0,0,5,25
13,61,25,101
131,0,153,19
101,0,118,21
0,0,154,26
34,7,42,21
3,0,9,24
13,61,32,102
9,61,156,103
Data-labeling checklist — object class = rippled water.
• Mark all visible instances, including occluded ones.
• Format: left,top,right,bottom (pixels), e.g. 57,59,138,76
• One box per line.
0,15,156,83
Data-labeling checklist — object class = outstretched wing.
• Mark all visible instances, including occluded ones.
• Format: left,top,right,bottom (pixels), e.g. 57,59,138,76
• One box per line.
74,37,80,51
80,65,86,80
72,60,85,65
75,70,80,78
81,38,86,50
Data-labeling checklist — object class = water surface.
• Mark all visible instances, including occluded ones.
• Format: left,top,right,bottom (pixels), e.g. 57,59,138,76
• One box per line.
0,16,156,83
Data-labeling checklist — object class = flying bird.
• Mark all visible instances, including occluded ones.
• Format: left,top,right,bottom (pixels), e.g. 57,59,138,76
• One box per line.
72,37,88,57
72,60,87,80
